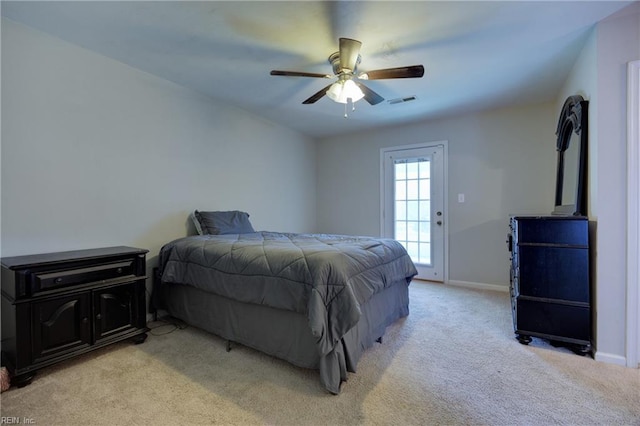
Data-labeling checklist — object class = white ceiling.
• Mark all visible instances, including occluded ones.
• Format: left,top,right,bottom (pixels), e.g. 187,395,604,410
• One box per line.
2,1,633,138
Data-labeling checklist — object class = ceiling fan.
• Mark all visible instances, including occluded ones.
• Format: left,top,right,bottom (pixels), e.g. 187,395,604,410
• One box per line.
271,38,424,107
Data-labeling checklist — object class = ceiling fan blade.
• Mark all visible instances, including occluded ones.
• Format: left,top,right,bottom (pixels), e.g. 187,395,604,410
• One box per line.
361,65,425,80
302,84,333,104
339,38,362,71
271,70,332,78
356,82,384,105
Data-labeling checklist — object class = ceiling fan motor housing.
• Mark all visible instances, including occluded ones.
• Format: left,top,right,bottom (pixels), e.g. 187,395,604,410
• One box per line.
329,52,360,76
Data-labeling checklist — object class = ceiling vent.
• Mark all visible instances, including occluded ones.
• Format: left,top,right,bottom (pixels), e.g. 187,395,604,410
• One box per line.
388,96,417,105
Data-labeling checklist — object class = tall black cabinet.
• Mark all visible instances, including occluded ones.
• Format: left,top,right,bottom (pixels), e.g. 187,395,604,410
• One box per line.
1,246,149,386
508,216,591,354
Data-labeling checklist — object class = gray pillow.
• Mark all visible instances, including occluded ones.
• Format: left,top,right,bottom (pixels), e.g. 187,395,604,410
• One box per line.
189,211,204,235
193,210,256,235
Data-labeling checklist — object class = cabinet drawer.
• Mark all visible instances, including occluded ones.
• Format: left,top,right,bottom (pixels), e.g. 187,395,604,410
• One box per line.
516,299,590,342
32,260,135,294
515,218,588,246
517,246,589,302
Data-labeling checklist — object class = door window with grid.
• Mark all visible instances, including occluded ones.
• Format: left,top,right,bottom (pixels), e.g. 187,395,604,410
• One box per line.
394,158,432,264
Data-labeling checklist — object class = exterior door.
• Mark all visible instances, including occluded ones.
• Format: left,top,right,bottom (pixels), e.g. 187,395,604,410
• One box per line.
381,143,446,281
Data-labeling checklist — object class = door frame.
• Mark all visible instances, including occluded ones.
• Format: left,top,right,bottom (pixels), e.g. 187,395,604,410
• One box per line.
380,141,449,283
626,60,639,368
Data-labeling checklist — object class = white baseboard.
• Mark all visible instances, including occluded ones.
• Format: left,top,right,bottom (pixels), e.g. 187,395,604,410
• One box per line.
446,280,509,293
594,351,628,367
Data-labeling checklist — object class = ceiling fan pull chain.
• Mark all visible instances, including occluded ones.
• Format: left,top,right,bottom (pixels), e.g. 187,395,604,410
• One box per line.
344,102,348,118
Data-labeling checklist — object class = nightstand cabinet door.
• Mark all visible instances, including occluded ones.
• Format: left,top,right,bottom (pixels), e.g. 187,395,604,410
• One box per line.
32,293,92,363
94,282,141,342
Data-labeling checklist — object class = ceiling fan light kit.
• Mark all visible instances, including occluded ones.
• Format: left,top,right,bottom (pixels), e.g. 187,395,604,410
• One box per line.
326,78,365,104
271,38,424,116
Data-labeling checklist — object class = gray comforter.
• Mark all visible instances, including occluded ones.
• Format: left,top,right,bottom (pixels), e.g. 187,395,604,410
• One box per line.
159,232,417,356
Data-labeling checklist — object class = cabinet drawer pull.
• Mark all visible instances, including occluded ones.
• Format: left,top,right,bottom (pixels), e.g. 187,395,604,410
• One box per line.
82,317,89,324
96,314,102,320
55,277,63,284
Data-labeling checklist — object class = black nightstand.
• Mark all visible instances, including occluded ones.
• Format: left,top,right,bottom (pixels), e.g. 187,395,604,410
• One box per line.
1,246,149,387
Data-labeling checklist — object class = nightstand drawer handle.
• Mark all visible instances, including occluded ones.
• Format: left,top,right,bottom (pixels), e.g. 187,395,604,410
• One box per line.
116,267,123,274
96,314,102,320
55,277,63,284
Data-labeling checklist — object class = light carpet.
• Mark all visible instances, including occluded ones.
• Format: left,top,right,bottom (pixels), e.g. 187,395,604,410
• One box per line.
1,281,638,425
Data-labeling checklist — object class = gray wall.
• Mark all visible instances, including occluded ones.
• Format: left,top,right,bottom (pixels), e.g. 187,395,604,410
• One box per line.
591,5,638,365
317,103,557,287
1,18,317,264
555,2,639,366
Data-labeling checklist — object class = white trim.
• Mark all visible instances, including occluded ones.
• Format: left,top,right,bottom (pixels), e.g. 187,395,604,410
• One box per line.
626,60,640,368
594,351,628,367
446,279,509,293
380,141,449,283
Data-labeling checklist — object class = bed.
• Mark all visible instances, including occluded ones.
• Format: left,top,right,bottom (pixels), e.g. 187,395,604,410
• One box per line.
154,211,417,394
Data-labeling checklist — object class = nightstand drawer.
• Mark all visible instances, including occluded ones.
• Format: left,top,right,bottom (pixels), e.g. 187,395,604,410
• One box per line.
33,259,136,294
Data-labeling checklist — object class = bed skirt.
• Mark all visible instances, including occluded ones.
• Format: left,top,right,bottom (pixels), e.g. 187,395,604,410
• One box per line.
157,279,409,394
